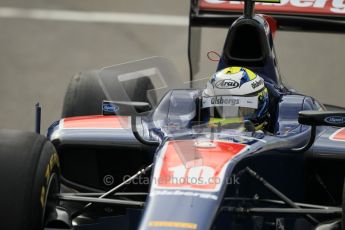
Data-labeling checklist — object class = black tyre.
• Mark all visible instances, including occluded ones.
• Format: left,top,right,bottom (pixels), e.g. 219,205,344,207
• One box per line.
62,71,156,118
343,177,345,229
0,129,60,230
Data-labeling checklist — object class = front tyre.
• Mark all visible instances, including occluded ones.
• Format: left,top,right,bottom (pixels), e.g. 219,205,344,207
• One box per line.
342,177,345,230
0,129,60,230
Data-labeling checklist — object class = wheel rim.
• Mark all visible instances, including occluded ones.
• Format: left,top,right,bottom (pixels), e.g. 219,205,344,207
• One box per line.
42,173,60,227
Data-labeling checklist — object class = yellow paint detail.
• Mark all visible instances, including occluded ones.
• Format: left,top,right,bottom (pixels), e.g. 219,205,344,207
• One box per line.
42,153,60,208
255,122,265,131
222,66,241,74
209,117,244,127
50,153,60,169
257,87,268,100
53,153,60,167
50,155,54,171
222,66,257,80
45,162,51,181
148,221,197,229
245,68,257,80
40,186,46,208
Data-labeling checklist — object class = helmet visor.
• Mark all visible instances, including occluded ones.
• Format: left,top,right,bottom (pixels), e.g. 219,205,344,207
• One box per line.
211,106,256,119
202,95,259,124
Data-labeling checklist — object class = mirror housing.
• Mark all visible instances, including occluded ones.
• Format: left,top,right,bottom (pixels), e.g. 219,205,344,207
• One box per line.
298,111,345,127
293,110,345,152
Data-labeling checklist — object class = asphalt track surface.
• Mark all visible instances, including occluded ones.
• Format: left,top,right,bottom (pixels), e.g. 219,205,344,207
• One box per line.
0,0,344,132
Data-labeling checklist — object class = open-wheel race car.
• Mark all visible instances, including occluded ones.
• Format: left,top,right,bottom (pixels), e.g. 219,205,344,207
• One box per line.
1,0,345,229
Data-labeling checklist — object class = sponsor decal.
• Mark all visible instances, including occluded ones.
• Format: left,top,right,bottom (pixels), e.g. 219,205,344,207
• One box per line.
324,116,345,125
215,79,239,89
211,96,239,106
102,102,119,114
40,153,60,208
251,79,264,89
329,128,345,142
200,0,345,15
154,140,248,191
202,96,259,109
148,221,197,229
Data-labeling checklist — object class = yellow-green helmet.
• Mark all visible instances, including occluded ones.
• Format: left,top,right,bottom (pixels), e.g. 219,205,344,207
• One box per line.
202,67,269,126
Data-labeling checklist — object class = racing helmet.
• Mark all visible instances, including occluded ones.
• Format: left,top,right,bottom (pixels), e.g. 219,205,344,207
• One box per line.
202,67,269,128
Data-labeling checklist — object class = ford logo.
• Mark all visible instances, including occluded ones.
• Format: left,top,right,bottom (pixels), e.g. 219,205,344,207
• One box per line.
102,104,119,113
324,116,345,125
215,79,239,89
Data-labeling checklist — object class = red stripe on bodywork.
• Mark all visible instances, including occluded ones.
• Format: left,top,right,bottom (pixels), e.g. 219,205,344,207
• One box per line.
157,140,247,191
330,128,345,141
199,0,345,16
63,115,129,129
262,15,277,37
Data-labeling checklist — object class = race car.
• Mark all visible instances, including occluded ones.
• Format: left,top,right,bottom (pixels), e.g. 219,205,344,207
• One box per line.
1,0,345,230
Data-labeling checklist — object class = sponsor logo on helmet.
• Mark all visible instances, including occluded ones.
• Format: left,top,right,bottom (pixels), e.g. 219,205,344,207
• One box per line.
215,80,239,89
211,96,239,106
251,79,264,89
324,116,345,125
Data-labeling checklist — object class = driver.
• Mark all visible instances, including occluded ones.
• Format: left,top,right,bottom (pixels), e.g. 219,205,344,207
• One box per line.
201,67,270,131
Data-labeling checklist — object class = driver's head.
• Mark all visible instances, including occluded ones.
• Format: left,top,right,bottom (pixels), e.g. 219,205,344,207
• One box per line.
202,67,269,130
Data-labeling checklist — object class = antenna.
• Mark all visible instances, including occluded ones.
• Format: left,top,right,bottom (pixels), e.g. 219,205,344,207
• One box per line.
35,103,41,134
243,0,255,18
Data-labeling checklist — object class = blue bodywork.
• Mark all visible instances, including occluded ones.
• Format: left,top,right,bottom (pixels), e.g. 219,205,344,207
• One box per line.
45,12,345,230
47,83,345,229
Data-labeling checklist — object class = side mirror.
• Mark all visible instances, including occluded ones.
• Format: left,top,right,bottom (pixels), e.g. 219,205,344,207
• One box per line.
293,110,345,152
298,111,345,127
102,100,152,116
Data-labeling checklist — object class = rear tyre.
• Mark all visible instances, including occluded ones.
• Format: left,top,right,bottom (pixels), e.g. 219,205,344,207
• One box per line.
62,71,156,118
0,129,60,230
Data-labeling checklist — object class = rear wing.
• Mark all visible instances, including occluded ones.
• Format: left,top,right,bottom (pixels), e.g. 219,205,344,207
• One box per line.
188,0,345,80
191,0,345,31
